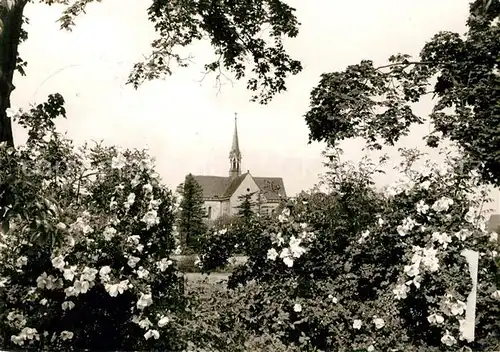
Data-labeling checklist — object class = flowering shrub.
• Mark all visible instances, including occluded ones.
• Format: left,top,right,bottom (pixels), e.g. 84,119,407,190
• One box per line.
199,146,500,351
0,103,185,350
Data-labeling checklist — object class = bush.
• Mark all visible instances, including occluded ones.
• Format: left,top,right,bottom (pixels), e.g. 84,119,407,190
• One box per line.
197,147,500,351
0,103,187,351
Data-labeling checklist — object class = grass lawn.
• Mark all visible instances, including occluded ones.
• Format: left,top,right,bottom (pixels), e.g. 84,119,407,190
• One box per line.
183,272,231,293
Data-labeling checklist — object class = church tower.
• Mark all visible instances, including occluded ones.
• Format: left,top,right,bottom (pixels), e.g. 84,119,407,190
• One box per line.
229,114,242,178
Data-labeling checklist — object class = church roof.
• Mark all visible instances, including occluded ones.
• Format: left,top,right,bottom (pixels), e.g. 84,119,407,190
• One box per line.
192,176,232,200
229,116,241,159
192,174,286,201
254,177,287,200
487,214,500,231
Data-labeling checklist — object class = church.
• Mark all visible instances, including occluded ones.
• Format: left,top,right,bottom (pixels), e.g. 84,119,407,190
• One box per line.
191,116,287,221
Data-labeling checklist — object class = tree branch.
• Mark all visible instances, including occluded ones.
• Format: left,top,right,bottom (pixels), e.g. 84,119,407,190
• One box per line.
375,61,441,71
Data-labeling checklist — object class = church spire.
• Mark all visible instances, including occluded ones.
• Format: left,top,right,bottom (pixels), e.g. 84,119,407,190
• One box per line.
229,113,242,178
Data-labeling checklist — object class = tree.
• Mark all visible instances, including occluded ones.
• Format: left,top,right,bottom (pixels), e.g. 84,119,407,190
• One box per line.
304,0,500,185
178,174,207,252
236,191,258,223
0,0,302,147
0,113,185,350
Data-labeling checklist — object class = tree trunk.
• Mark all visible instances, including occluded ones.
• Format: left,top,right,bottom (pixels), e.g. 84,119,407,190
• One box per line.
0,0,27,147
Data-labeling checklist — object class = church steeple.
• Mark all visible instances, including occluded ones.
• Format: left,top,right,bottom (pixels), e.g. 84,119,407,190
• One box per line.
229,113,242,178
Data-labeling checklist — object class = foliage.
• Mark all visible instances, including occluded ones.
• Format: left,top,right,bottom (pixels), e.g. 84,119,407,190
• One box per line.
41,0,302,103
304,0,500,185
0,102,187,351
177,174,207,252
1,0,302,146
198,146,500,351
209,213,238,230
183,280,309,352
236,191,258,223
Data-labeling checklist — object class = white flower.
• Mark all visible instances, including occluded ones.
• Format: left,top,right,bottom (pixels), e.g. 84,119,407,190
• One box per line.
272,232,285,246
393,283,410,300
420,247,440,272
61,301,75,311
328,294,338,304
137,267,149,279
431,232,452,249
441,330,456,346
67,236,76,247
450,300,467,316
427,313,444,324
156,258,173,272
416,200,429,214
131,176,141,188
289,236,307,258
15,256,28,268
420,180,431,190
143,183,153,193
397,217,417,236
73,280,90,295
37,272,58,290
404,263,420,277
111,153,126,169
63,266,78,281
125,193,136,208
385,184,402,197
358,230,370,243
267,248,279,261
142,210,159,229
127,235,141,245
455,229,471,241
282,257,293,267
40,298,48,306
137,293,153,310
17,327,39,342
367,345,375,352
293,303,302,312
99,266,112,280
144,329,160,340
279,248,294,267
378,218,385,227
278,208,290,223
10,335,24,346
490,232,498,242
60,331,74,341
432,197,454,212
103,226,117,241
0,277,9,288
5,106,21,118
158,316,170,327
51,255,66,271
352,319,362,329
490,290,500,300
81,267,98,282
128,256,140,268
138,318,153,329
173,246,182,255
373,317,385,329
105,280,129,297
64,287,76,297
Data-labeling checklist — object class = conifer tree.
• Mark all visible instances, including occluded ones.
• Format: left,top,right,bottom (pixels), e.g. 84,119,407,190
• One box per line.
236,191,258,224
178,174,207,252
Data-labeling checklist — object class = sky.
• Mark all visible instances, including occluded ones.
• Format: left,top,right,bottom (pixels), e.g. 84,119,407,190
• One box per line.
10,0,498,212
